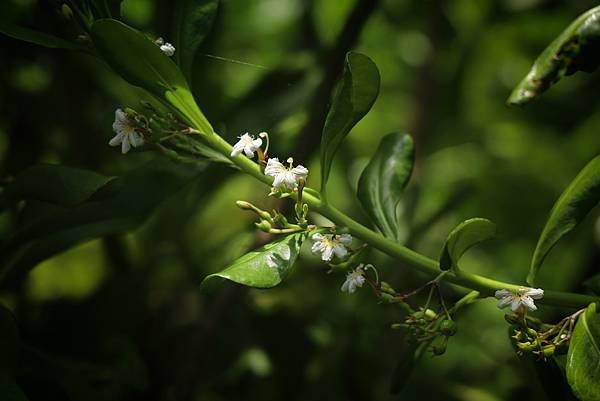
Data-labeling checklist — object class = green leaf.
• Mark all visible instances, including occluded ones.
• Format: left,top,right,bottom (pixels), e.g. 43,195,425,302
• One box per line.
0,20,81,50
90,19,213,134
3,164,115,207
508,5,600,105
0,159,205,288
320,52,380,193
528,155,600,285
203,233,306,288
173,0,219,81
439,218,497,271
567,303,600,401
357,133,414,240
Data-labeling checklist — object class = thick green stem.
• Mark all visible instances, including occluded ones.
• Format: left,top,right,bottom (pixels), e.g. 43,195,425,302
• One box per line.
200,132,598,309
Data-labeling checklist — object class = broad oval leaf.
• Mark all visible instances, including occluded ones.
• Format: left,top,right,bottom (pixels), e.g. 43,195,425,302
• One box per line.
508,5,600,105
90,19,213,134
320,52,380,193
0,20,81,50
173,0,219,81
439,218,496,271
3,164,115,207
567,303,600,401
203,233,306,288
528,155,600,285
357,133,414,240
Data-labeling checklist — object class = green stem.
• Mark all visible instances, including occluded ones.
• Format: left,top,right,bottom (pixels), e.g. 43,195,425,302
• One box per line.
198,132,599,309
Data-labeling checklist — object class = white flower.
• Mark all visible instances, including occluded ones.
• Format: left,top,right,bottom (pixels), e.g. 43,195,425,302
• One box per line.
109,109,144,154
495,287,544,312
311,233,352,262
264,157,308,189
341,266,366,294
160,42,175,56
230,133,263,158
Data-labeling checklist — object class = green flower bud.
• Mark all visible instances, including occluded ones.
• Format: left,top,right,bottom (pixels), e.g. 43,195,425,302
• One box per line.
255,221,272,232
236,200,254,210
379,281,396,295
440,320,457,337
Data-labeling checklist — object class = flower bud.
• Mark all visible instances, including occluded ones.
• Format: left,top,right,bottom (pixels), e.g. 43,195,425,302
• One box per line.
236,200,254,210
255,220,272,233
379,281,395,295
440,320,457,337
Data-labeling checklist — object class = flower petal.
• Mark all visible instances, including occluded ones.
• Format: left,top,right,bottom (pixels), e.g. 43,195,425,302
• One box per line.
109,133,123,147
496,296,512,309
338,234,352,246
524,288,544,299
494,289,512,299
520,296,537,311
130,132,144,147
121,134,131,154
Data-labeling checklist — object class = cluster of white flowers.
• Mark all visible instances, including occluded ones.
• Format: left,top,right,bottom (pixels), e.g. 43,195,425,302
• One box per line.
231,133,308,191
495,287,544,312
109,109,144,154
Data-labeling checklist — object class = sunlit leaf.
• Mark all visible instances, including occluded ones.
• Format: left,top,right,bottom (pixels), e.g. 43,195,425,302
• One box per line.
173,0,219,81
203,233,306,288
320,52,380,193
528,155,600,285
566,303,600,401
357,133,414,240
0,20,81,50
3,164,115,208
439,218,496,271
90,19,213,134
508,5,600,105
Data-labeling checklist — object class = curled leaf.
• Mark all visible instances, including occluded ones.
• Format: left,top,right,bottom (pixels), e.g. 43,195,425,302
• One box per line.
357,133,414,240
508,5,600,105
320,52,380,193
439,218,497,271
528,155,600,285
203,233,306,288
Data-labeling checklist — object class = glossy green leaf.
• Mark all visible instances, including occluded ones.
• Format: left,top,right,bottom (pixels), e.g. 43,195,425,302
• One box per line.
173,0,219,81
357,133,414,240
567,303,600,401
90,19,213,134
320,52,380,192
3,164,115,207
0,19,81,50
203,233,306,288
528,155,600,285
508,5,600,105
0,159,206,288
439,218,496,271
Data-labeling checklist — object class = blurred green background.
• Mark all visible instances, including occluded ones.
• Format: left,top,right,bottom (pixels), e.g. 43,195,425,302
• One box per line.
1,0,600,400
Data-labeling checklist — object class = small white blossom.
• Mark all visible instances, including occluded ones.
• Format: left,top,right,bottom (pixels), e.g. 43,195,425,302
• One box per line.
495,287,544,312
160,42,176,56
264,157,308,190
311,233,352,262
109,109,144,154
341,266,365,294
231,133,263,158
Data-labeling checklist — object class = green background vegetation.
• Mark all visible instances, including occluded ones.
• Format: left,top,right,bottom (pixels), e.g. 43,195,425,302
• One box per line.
1,0,599,400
